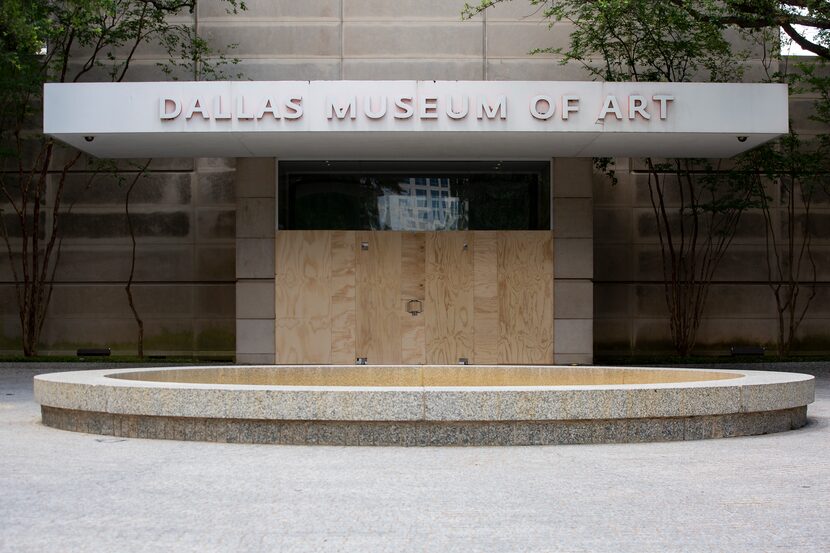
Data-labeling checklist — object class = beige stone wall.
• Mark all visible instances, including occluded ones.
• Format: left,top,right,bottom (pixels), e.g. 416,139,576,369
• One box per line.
0,158,237,356
593,155,830,355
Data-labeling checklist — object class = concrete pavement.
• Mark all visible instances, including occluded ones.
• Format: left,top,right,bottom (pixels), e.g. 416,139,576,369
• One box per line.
1,363,828,552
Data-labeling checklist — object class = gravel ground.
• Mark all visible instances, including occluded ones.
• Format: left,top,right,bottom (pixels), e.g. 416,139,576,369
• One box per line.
1,362,828,552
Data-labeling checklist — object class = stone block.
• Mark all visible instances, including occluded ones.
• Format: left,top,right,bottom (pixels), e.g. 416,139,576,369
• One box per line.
231,59,341,81
554,197,592,238
553,319,593,355
634,284,672,317
236,158,276,199
694,319,777,351
486,59,595,81
236,318,275,355
631,319,673,351
196,158,236,171
236,238,275,279
485,1,546,21
593,208,631,244
195,319,235,352
554,280,593,319
62,172,192,205
47,284,192,318
790,98,830,134
344,0,472,20
343,23,483,57
486,21,572,58
197,208,236,240
39,317,138,352
196,170,236,204
342,59,483,80
56,245,195,283
701,284,776,317
194,284,236,318
237,198,276,239
71,59,193,82
553,158,593,198
594,283,631,318
200,0,340,19
62,211,191,240
236,280,276,319
553,238,593,279
143,319,198,353
593,164,633,206
202,22,340,57
195,245,236,281
632,246,667,282
236,353,276,365
594,244,634,282
593,319,631,353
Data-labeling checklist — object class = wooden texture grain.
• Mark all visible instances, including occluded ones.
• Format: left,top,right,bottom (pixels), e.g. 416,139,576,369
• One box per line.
473,231,499,364
497,231,554,364
275,230,555,365
330,230,356,363
356,232,403,364
425,232,475,364
400,232,426,364
275,231,333,363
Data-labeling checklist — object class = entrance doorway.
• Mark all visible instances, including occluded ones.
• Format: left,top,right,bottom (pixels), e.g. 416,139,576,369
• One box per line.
275,162,553,365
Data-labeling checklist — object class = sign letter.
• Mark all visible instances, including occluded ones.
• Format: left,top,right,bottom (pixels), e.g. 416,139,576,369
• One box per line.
184,97,210,120
236,96,254,120
394,96,414,119
446,96,469,120
364,96,387,119
628,95,650,120
159,97,181,120
477,96,507,119
256,96,281,119
562,95,580,120
529,95,555,120
213,96,232,120
420,96,439,119
327,97,357,119
652,94,674,119
597,95,623,120
283,96,303,119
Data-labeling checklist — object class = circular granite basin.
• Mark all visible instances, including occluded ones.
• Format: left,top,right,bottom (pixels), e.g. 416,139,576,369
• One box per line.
34,365,814,446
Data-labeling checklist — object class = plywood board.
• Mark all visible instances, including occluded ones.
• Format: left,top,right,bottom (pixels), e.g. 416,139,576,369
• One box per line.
473,231,499,364
275,229,555,366
275,231,332,363
330,230,356,364
275,317,331,364
355,231,402,364
497,231,554,364
400,232,426,365
275,231,331,319
425,232,475,364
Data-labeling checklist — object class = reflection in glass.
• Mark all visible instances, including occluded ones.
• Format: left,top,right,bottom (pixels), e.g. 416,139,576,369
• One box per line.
279,161,550,231
377,177,467,230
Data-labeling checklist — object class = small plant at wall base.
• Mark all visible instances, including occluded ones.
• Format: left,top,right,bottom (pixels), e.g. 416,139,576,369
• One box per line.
0,0,244,356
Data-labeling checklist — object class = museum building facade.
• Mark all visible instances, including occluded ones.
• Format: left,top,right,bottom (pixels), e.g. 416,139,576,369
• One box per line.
4,1,828,362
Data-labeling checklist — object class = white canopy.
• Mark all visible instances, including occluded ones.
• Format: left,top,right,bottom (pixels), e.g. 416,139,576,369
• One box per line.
44,80,788,159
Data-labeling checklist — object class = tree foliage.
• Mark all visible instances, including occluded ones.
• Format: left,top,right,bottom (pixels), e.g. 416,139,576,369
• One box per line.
465,1,830,60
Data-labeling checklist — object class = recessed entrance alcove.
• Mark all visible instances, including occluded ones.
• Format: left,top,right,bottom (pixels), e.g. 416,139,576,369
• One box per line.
275,161,554,365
